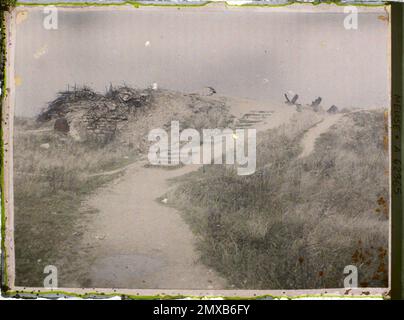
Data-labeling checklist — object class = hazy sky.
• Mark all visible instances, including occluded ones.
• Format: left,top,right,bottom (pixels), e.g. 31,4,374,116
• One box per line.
14,6,389,117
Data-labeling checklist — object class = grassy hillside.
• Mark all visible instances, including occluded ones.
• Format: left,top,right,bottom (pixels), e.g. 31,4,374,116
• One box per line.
167,110,389,289
13,87,234,286
13,123,138,287
13,85,389,288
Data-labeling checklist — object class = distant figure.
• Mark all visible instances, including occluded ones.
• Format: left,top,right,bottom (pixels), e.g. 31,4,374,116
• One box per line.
311,97,322,108
199,87,216,96
207,86,217,95
284,91,299,105
327,105,339,114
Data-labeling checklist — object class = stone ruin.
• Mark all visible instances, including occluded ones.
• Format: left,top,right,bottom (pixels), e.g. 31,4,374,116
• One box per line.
54,117,69,133
38,85,154,144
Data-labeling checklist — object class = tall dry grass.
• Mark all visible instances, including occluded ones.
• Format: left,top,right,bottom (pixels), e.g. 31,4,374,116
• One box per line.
13,119,138,286
168,110,389,289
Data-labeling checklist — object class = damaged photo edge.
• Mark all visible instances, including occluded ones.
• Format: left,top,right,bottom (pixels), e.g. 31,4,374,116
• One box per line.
0,1,398,299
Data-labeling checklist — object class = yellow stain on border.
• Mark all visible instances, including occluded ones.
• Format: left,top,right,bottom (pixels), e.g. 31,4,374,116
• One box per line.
383,135,389,152
16,10,28,24
378,15,389,23
34,45,49,59
15,76,22,87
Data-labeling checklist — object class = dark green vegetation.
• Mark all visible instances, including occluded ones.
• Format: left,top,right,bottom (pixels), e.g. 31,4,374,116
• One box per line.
168,110,389,289
0,0,16,11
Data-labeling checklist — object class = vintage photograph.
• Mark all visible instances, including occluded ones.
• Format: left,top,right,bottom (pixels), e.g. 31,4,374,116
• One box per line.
7,4,390,292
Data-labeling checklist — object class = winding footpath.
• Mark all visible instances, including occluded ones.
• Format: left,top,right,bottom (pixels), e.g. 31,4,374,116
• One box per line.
68,98,306,289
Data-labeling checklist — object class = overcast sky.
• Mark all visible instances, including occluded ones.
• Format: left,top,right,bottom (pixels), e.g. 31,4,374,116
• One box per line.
14,6,389,117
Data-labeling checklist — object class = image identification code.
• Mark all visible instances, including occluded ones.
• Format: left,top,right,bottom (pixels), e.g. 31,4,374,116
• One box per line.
153,304,251,317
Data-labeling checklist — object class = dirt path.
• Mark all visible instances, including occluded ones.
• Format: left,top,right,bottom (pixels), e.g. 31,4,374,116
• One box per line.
298,114,343,158
77,161,233,289
71,98,297,290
